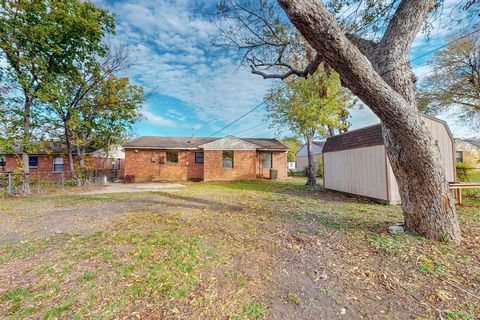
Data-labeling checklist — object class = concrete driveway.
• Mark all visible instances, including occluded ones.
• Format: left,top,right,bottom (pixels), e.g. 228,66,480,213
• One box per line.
81,182,185,195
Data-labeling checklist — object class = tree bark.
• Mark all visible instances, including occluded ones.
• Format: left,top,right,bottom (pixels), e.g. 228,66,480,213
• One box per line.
20,98,32,195
327,126,336,137
63,121,80,186
278,0,461,242
305,132,317,186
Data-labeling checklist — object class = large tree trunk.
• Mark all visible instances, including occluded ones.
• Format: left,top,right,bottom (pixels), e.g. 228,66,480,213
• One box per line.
63,122,80,186
305,132,317,186
20,98,32,195
76,146,86,170
279,0,461,242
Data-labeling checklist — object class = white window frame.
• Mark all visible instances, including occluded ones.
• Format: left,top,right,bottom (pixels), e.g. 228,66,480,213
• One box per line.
222,150,234,169
262,152,273,169
53,156,64,172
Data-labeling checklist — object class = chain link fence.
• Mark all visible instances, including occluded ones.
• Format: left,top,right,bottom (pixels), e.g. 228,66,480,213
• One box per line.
0,169,123,195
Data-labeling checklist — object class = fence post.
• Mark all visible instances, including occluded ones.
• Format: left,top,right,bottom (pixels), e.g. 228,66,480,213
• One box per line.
7,172,13,195
61,171,65,190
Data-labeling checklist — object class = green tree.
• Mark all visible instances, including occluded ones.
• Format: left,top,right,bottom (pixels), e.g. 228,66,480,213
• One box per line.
45,47,140,185
280,137,302,162
418,26,480,130
0,0,114,193
82,75,144,173
216,0,479,242
266,64,354,186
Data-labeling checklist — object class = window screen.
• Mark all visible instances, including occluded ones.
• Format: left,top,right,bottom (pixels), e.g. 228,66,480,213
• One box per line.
53,157,64,172
166,151,179,163
195,152,204,164
222,151,233,168
29,156,38,168
262,152,272,169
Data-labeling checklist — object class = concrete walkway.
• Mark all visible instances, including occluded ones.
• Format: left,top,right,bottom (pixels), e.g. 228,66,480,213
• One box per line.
81,182,185,195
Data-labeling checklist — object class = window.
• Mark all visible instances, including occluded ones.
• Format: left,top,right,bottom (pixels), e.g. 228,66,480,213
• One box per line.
53,157,64,172
166,151,178,164
456,151,463,163
117,159,122,170
0,157,6,169
29,156,38,168
195,152,204,164
111,160,116,170
222,150,234,169
262,152,272,169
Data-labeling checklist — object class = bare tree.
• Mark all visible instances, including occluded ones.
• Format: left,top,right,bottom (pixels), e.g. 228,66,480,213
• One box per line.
215,0,479,242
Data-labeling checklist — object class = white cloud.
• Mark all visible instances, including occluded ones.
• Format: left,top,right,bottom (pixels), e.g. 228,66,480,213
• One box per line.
96,0,272,134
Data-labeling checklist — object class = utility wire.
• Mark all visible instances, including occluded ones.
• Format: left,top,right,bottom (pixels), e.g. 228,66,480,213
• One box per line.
207,78,296,137
208,28,480,138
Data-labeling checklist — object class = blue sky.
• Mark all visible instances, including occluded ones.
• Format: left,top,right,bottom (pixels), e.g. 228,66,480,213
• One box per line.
95,0,478,140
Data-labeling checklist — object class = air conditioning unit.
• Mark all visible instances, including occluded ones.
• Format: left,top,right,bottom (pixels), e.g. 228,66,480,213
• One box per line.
270,169,278,180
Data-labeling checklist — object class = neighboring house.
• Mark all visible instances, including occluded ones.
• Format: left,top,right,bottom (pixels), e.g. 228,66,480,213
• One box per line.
123,135,288,182
287,162,296,170
323,115,455,205
295,141,325,171
455,138,480,168
0,144,78,181
0,143,123,181
90,145,125,178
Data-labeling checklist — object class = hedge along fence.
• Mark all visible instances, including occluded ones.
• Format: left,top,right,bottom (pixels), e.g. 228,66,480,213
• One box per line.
456,162,480,198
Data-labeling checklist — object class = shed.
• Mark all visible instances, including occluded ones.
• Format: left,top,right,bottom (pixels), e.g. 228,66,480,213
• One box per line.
322,115,456,204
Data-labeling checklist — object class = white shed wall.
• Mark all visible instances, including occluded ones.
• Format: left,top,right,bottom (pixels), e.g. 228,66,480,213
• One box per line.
323,116,455,204
324,145,389,201
385,116,456,203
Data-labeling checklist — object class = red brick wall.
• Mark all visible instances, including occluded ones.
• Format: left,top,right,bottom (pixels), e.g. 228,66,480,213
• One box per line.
203,150,257,181
186,151,204,180
124,149,194,181
258,151,288,179
2,154,74,182
1,154,126,181
123,149,287,182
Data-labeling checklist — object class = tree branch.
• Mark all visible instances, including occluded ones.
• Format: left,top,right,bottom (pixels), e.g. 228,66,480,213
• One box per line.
378,0,436,57
249,54,322,79
346,34,377,60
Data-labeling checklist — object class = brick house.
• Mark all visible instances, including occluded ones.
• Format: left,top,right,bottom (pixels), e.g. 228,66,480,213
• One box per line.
455,138,480,168
123,136,289,182
0,144,125,181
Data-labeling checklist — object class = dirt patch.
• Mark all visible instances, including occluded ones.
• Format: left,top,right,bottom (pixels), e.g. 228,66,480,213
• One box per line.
0,179,478,319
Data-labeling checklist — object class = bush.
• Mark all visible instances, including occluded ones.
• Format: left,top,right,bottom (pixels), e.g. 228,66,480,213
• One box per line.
456,161,480,198
456,162,473,182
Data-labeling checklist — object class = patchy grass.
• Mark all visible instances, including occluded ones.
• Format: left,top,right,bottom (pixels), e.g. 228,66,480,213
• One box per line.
0,178,479,319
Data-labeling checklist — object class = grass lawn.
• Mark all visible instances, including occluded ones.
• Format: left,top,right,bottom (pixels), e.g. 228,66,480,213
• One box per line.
0,178,479,319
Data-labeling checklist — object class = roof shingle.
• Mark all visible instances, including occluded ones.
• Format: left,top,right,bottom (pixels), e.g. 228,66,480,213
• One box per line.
123,136,288,150
322,124,384,153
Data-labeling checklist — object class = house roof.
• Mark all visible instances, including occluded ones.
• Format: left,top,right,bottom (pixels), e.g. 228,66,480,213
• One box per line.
313,141,326,148
465,138,480,148
323,124,384,153
123,136,288,151
0,142,81,155
295,140,325,157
